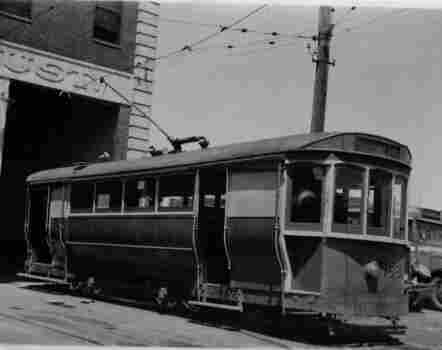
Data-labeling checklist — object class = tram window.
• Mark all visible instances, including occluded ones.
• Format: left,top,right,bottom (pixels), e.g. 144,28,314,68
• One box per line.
393,176,407,239
70,183,94,213
333,165,364,234
289,164,324,224
124,179,155,211
159,174,194,211
367,169,392,236
50,184,64,218
203,194,216,208
202,193,226,209
95,181,122,212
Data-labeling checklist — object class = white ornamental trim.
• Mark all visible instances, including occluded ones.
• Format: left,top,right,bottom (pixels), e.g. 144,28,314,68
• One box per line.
0,40,134,105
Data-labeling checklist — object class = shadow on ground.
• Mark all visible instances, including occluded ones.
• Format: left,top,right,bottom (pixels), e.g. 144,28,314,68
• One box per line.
187,308,406,347
18,282,410,348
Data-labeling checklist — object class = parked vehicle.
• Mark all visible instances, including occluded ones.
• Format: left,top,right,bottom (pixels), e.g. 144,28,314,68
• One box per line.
21,132,412,325
407,207,442,311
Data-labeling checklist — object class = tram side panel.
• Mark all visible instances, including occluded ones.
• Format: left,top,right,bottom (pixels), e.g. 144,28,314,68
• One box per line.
66,215,195,290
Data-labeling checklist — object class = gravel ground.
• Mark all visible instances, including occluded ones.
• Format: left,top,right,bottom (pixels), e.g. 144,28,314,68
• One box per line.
0,277,441,349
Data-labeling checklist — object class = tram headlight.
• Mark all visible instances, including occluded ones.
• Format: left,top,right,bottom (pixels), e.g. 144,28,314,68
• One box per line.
364,260,381,279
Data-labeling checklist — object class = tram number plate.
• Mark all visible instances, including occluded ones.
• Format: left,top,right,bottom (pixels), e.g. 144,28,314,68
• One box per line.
379,260,403,280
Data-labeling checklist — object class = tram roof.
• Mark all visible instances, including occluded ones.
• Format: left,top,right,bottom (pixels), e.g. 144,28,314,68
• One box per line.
27,132,411,183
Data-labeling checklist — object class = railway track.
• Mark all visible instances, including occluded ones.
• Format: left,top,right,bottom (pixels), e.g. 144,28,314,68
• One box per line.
0,310,104,345
1,281,418,348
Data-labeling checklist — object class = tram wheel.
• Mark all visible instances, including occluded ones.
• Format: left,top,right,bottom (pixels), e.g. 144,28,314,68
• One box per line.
430,277,442,311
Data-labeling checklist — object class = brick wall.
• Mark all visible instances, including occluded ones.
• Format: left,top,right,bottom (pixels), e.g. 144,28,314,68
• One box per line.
0,1,138,73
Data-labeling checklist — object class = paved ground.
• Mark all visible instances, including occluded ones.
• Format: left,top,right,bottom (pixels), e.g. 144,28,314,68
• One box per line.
0,276,441,349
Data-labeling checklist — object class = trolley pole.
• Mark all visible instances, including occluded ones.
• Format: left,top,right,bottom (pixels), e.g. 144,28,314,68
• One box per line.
310,6,334,133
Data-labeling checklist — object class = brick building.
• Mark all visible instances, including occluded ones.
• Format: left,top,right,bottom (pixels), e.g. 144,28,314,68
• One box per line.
0,1,159,260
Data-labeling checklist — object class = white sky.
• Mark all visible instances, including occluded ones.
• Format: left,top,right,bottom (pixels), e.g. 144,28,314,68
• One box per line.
149,0,442,210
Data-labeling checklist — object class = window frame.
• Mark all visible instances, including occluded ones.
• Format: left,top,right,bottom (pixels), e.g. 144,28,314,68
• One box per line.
69,182,95,214
366,167,394,237
331,163,366,235
123,177,157,212
285,161,328,232
94,179,124,213
68,172,197,216
157,173,196,212
283,159,409,242
392,175,408,240
92,2,123,46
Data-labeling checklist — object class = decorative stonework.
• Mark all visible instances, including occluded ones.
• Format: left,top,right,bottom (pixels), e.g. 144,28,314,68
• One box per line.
0,1,160,162
0,40,133,105
128,1,159,160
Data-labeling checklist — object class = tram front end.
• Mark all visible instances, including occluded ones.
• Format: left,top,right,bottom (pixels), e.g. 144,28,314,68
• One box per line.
281,138,411,320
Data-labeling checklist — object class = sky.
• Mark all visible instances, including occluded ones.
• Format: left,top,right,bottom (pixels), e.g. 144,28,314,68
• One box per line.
148,0,442,210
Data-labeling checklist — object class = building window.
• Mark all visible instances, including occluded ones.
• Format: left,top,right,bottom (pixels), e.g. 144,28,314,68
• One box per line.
70,183,94,213
158,174,194,211
124,178,156,211
289,163,325,226
93,2,122,44
333,165,364,234
95,180,122,212
0,0,32,19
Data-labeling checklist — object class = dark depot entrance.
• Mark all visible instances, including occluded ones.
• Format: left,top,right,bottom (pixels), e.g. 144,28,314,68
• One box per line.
0,81,125,270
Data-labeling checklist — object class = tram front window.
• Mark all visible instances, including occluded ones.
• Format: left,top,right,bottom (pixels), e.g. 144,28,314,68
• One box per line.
367,169,392,236
289,164,325,225
333,165,364,234
393,176,407,239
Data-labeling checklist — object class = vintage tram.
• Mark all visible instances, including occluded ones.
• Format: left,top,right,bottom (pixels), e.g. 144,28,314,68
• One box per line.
21,132,412,322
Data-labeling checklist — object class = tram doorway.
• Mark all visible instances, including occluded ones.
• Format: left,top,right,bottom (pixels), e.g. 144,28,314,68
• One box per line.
0,81,124,266
198,170,229,284
28,186,51,264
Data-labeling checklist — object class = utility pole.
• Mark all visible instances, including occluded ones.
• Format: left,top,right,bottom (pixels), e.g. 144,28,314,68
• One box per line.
310,6,334,133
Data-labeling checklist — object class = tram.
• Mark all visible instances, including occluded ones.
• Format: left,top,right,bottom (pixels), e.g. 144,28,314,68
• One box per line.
21,132,412,322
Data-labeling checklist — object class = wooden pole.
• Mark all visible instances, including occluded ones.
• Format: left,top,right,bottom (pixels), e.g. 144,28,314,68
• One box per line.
310,6,334,133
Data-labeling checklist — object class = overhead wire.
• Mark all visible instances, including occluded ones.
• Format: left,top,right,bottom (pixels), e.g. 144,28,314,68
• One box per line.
336,8,411,34
155,4,268,61
184,36,302,55
72,4,314,147
160,16,313,39
228,40,299,58
333,5,357,28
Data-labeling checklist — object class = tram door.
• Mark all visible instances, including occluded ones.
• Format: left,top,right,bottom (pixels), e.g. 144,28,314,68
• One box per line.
198,170,229,284
28,186,51,264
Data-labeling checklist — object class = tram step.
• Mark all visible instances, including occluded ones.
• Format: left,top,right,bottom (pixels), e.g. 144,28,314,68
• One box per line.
17,273,69,285
188,300,243,312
